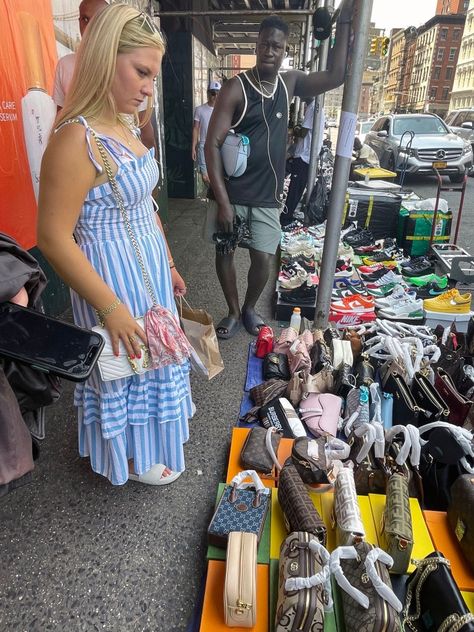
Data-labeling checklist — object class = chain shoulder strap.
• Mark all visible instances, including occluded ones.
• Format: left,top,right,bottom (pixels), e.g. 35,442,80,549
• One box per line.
89,128,158,306
402,557,474,632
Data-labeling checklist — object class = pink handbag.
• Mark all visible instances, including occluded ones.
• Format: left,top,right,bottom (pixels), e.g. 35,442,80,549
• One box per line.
288,337,312,374
299,392,342,438
273,327,298,355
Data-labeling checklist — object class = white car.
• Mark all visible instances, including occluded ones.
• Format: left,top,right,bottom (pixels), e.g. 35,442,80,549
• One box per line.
355,120,374,145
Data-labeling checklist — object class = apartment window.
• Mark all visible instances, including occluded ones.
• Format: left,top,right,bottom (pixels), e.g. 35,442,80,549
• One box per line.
434,66,441,80
453,29,461,41
440,28,448,41
442,87,450,100
430,87,437,99
446,67,454,80
437,48,445,61
449,48,456,61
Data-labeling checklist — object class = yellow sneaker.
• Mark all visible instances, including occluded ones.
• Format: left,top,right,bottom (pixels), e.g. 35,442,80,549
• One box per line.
423,288,472,314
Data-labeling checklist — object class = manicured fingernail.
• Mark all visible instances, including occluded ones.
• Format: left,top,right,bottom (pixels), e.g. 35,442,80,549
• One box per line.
130,355,135,360
115,352,119,357
137,352,142,359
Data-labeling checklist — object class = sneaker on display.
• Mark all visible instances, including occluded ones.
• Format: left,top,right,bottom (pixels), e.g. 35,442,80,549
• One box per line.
423,288,472,314
405,273,448,288
377,297,424,321
330,294,375,314
365,270,404,289
401,257,434,277
374,285,416,309
412,281,447,299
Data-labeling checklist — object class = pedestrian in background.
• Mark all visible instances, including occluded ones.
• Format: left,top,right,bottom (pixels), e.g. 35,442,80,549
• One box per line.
38,4,193,487
192,81,221,185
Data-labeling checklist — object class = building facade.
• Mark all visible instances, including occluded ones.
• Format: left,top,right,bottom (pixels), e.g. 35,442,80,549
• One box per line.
382,28,403,113
449,0,474,109
437,0,470,14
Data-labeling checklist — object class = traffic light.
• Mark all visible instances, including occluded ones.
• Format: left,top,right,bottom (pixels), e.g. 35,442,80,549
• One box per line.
370,37,379,55
381,37,390,56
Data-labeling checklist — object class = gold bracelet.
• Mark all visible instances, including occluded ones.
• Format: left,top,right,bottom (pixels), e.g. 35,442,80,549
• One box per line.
170,263,176,270
96,298,121,326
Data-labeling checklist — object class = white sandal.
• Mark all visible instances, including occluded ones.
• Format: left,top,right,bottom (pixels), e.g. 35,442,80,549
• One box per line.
129,463,182,486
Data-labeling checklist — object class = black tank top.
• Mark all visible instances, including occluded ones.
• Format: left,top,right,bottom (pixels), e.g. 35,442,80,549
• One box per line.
224,71,289,208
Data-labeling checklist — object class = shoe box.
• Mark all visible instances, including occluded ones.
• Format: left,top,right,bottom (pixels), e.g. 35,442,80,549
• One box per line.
274,289,317,321
424,309,474,333
328,310,376,327
341,188,402,241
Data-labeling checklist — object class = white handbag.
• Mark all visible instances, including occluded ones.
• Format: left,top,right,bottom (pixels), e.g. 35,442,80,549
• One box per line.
92,317,152,381
224,531,257,628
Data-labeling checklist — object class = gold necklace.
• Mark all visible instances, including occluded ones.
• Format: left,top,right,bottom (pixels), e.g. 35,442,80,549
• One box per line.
92,117,134,147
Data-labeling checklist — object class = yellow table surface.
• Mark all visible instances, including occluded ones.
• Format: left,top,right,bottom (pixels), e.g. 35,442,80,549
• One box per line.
354,166,397,179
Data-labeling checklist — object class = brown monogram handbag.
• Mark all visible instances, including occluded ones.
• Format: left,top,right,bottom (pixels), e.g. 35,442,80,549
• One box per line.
447,475,474,572
331,542,402,632
240,427,281,475
278,459,327,544
381,472,413,575
275,532,332,632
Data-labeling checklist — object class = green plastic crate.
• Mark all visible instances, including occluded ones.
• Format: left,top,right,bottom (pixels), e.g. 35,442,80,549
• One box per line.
398,207,452,256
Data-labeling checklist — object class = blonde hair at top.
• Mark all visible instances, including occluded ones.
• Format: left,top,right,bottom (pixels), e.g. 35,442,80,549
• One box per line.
56,3,165,130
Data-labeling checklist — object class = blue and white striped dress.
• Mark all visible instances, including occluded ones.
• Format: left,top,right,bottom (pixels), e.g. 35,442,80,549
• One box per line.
65,117,192,485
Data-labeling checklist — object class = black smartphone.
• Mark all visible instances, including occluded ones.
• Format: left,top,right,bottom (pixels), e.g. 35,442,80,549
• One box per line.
0,302,104,382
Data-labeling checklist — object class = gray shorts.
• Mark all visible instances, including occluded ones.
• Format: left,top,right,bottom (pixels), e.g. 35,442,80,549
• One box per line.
197,142,207,175
203,200,281,255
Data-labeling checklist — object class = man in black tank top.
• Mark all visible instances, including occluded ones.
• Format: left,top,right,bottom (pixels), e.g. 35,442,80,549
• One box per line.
205,4,354,339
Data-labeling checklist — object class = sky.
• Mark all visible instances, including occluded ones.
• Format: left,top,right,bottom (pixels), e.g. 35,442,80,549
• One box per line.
370,0,438,32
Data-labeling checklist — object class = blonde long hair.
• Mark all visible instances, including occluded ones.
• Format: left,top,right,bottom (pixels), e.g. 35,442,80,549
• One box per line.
56,3,165,128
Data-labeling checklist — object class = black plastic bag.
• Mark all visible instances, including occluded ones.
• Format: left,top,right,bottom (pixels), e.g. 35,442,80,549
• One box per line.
304,174,328,225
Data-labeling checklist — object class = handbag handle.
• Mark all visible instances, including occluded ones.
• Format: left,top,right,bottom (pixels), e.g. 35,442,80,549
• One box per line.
230,469,270,494
330,546,402,612
386,424,421,468
90,129,158,307
325,438,351,463
264,427,282,472
285,540,333,612
419,422,474,474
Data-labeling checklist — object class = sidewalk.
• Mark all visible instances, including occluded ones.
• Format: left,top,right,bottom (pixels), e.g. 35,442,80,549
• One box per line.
0,198,281,632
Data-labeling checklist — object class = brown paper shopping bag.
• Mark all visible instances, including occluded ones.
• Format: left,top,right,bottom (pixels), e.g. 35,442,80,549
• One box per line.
178,298,224,380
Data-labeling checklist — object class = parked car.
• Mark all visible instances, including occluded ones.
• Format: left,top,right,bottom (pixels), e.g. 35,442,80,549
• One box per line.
355,120,374,144
445,108,474,155
364,113,473,182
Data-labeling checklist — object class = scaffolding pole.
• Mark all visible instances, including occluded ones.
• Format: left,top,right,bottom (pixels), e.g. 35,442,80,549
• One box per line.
313,0,374,328
304,0,334,205
297,14,313,123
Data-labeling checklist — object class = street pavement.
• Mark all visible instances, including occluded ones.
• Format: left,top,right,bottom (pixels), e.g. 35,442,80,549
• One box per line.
0,172,472,632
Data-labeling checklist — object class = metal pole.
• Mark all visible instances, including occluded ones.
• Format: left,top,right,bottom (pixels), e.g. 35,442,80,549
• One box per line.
298,15,313,123
305,0,334,204
156,9,313,17
313,0,374,328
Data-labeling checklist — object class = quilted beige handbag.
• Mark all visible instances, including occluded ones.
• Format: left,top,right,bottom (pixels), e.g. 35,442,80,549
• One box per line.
224,531,257,627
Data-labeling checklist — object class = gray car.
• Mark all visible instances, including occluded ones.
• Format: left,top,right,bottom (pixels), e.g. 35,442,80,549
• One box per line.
364,113,473,183
445,108,474,155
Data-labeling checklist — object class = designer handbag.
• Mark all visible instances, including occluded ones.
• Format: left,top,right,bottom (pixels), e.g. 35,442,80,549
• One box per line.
309,339,332,375
435,368,473,426
333,467,366,545
447,475,474,572
263,352,290,381
383,372,425,426
331,543,402,632
291,436,329,485
90,132,191,381
240,427,281,475
403,552,474,632
224,531,257,628
354,354,375,387
278,459,327,544
419,423,474,510
275,532,332,632
299,392,341,438
411,371,450,423
259,397,306,438
381,472,413,574
255,325,274,359
207,470,271,548
242,378,289,423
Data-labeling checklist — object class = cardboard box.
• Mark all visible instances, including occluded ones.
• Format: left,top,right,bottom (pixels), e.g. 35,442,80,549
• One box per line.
200,560,269,632
423,510,474,591
424,310,474,334
207,482,271,564
369,494,434,574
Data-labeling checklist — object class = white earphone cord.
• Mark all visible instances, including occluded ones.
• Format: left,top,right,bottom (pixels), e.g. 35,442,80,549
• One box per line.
255,66,284,212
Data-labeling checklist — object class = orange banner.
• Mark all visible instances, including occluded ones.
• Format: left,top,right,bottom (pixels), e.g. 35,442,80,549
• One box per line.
0,0,57,249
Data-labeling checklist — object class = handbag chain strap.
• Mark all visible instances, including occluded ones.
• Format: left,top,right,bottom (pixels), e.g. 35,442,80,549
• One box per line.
402,557,474,632
90,129,158,307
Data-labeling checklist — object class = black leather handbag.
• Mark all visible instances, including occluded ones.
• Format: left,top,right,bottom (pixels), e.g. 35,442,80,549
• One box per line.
383,372,425,426
263,352,290,381
354,354,375,387
403,552,474,632
411,371,450,423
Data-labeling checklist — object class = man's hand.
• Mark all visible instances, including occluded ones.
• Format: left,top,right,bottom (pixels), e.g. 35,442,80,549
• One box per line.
192,147,197,161
216,202,234,234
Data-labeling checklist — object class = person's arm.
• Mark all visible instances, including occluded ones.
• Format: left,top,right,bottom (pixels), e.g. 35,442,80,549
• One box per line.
37,124,146,359
284,0,354,99
204,77,243,234
192,120,200,162
153,212,186,297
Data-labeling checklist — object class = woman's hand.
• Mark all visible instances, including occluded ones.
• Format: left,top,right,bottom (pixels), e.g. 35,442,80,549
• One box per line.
102,303,147,359
171,268,187,297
